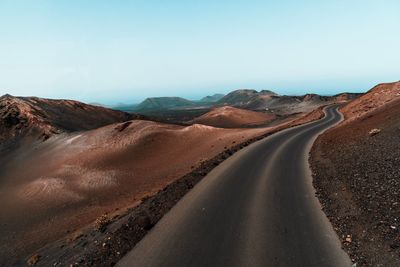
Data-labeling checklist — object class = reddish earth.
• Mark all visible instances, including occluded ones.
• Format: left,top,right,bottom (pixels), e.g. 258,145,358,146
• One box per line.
191,106,276,128
310,82,400,266
0,94,135,151
340,81,400,120
0,116,279,265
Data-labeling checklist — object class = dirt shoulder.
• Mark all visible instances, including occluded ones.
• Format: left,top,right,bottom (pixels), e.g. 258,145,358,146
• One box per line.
310,100,400,266
30,107,326,267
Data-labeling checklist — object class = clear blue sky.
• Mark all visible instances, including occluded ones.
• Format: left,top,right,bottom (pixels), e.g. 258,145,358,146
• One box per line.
0,0,399,104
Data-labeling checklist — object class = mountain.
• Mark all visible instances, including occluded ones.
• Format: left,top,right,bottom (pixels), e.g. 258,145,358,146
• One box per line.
136,97,196,111
0,94,136,148
133,89,360,116
216,89,333,113
217,89,277,106
192,106,275,128
310,81,400,265
200,94,225,103
301,93,329,102
259,90,278,95
216,89,362,114
332,92,363,103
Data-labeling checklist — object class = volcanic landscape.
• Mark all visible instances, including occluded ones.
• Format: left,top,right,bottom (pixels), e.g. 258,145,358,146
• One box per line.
0,84,398,266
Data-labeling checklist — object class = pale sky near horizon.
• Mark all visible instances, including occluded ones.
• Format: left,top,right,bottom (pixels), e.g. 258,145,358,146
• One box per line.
0,0,399,104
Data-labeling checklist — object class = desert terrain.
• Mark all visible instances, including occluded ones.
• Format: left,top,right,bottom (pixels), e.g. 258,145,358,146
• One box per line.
310,81,400,266
0,90,340,266
0,117,266,265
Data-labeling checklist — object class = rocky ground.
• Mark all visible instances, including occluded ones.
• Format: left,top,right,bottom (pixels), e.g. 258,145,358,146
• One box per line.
310,98,400,266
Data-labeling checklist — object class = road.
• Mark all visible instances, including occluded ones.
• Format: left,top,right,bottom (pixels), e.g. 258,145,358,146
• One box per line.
117,105,352,267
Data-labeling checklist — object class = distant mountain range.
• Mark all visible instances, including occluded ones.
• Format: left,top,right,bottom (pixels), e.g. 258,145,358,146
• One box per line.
217,89,277,107
132,93,225,111
216,90,361,111
129,89,361,113
136,97,196,111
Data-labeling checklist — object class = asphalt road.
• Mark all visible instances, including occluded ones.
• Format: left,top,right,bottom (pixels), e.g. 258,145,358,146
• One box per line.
117,105,352,267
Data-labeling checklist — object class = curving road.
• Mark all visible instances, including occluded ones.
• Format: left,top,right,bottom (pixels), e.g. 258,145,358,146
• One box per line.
117,105,351,267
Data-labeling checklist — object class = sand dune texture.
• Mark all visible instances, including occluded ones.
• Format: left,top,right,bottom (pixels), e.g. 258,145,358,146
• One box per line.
0,117,274,264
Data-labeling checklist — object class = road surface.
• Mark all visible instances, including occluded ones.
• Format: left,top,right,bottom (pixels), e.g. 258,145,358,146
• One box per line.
118,105,351,267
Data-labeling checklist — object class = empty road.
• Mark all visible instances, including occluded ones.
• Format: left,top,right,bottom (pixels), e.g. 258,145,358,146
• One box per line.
118,105,351,267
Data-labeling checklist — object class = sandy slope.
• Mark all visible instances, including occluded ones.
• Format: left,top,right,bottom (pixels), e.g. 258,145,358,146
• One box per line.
191,106,275,128
340,81,400,120
0,119,274,264
0,94,134,152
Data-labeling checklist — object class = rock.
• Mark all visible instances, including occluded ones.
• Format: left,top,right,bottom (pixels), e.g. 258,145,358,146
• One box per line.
27,253,41,266
137,213,153,230
345,235,352,243
368,128,381,136
95,214,111,232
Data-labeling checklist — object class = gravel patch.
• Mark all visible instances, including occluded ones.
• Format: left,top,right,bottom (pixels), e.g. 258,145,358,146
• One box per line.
310,101,400,266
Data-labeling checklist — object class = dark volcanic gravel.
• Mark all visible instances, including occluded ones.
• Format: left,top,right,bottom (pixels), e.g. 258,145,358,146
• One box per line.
310,100,400,266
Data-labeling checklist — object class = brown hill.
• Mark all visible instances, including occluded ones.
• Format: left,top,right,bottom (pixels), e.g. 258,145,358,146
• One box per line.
340,81,400,120
0,94,135,149
216,89,341,114
191,106,275,128
136,97,195,111
217,89,274,106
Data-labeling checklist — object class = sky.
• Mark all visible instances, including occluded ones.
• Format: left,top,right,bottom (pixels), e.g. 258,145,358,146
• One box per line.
0,0,399,105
